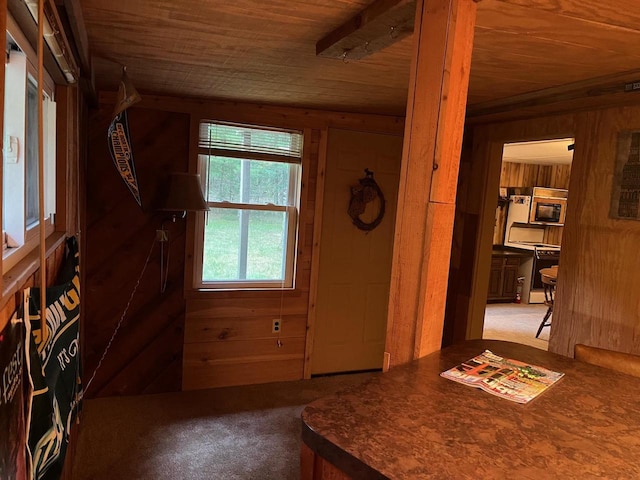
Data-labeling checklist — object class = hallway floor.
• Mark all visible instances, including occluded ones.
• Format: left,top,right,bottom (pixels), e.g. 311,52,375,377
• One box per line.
483,303,550,351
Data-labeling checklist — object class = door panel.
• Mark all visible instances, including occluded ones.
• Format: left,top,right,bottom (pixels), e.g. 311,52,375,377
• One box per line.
312,129,402,375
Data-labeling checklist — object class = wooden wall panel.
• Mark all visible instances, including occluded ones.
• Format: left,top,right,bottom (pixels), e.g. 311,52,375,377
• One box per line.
550,106,640,357
84,105,190,397
182,129,320,390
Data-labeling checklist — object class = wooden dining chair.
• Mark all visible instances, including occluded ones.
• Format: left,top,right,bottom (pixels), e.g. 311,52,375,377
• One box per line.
574,344,640,378
535,273,555,338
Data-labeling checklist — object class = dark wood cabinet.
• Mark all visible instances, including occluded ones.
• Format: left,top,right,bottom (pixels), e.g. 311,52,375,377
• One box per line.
487,253,522,302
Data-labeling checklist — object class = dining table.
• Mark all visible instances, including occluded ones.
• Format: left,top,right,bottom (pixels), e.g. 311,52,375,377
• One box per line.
539,265,558,280
301,339,640,479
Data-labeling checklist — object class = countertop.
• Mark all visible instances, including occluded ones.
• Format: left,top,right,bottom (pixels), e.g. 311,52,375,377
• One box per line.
301,340,640,479
491,245,533,257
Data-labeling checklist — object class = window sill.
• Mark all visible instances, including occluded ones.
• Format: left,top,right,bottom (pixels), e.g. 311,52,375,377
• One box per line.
1,232,67,308
184,286,299,300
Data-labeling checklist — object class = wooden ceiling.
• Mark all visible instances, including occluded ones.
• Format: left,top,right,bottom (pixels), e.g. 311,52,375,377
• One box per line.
79,0,640,116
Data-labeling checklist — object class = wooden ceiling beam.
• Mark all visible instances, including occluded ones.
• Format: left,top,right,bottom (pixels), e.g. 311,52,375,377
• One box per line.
467,68,640,123
316,0,416,61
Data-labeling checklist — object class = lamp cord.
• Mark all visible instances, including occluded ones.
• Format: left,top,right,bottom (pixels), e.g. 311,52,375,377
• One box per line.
160,238,170,293
84,235,157,393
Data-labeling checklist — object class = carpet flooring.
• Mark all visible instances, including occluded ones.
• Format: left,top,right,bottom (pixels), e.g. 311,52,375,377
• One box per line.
72,372,374,480
72,306,549,479
483,303,550,350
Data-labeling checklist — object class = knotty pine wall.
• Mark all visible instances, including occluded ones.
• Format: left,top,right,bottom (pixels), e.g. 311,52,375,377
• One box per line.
85,106,189,397
182,130,320,390
446,103,640,358
88,94,404,395
493,161,571,245
550,105,640,357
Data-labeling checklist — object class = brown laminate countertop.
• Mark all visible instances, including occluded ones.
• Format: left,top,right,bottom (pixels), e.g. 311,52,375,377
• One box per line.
301,340,640,479
491,246,533,257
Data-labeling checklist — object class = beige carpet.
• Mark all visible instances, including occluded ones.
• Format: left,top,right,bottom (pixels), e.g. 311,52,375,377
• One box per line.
72,373,374,480
483,303,550,350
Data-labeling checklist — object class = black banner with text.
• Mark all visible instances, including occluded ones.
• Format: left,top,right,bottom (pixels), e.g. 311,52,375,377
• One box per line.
25,237,82,480
0,313,28,480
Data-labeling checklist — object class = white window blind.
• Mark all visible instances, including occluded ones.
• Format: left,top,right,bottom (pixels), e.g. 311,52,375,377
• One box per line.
199,121,303,162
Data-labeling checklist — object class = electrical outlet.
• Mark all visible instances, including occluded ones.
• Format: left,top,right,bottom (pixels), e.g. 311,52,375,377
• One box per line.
272,319,281,334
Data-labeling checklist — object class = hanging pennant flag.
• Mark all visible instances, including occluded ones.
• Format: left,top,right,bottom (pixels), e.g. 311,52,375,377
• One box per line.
108,67,143,207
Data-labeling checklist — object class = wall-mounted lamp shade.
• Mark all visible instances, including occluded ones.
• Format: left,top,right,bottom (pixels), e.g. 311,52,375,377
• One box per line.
158,173,208,212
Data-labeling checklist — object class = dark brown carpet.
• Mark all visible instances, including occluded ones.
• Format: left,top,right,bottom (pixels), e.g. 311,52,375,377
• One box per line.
72,373,375,479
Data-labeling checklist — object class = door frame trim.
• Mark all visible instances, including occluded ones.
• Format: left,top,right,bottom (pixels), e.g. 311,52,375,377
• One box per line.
303,127,329,378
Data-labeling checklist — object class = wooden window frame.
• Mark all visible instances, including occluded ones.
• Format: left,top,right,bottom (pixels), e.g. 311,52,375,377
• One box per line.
2,13,56,275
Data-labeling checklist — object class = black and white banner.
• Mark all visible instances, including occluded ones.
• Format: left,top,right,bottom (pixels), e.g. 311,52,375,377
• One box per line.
25,237,82,480
0,313,28,480
108,68,142,207
108,109,142,207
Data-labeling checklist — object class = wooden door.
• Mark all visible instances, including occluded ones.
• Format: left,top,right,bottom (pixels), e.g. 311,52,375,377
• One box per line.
311,129,402,375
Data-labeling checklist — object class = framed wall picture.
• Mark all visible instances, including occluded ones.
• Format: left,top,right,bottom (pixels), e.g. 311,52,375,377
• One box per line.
610,130,640,220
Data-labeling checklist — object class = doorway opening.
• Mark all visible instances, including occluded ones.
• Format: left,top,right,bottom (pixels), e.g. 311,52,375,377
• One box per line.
482,138,574,350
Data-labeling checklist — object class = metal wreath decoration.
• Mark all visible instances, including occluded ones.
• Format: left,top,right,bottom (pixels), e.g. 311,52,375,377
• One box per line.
347,169,386,231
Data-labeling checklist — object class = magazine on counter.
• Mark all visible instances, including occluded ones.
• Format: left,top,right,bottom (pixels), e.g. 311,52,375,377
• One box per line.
440,350,564,404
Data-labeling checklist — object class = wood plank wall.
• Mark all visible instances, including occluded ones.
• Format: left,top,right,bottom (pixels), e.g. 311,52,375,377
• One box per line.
84,106,189,397
447,102,640,358
89,94,404,394
493,162,571,245
550,105,640,357
182,130,321,390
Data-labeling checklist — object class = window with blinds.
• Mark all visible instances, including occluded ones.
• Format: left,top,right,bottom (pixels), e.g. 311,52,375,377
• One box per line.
194,121,303,289
199,121,303,161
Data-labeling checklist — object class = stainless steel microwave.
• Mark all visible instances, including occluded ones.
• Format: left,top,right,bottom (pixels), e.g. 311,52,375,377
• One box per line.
529,187,568,225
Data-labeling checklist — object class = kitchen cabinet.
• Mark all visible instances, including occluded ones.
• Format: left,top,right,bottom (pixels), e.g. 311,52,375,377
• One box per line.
487,252,523,302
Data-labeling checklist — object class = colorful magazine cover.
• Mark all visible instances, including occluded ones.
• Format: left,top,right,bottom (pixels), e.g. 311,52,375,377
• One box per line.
440,350,564,404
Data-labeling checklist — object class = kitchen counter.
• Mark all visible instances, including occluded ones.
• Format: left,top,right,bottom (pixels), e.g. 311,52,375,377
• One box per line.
301,340,640,479
491,245,533,256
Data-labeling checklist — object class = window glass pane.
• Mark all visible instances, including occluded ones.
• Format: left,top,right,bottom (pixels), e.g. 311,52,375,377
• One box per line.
207,156,241,203
202,208,287,283
246,210,286,280
207,156,293,206
26,80,39,226
202,208,241,281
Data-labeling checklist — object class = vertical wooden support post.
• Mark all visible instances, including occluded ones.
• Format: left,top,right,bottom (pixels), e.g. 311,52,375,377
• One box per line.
0,0,6,294
385,0,478,366
38,0,47,316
